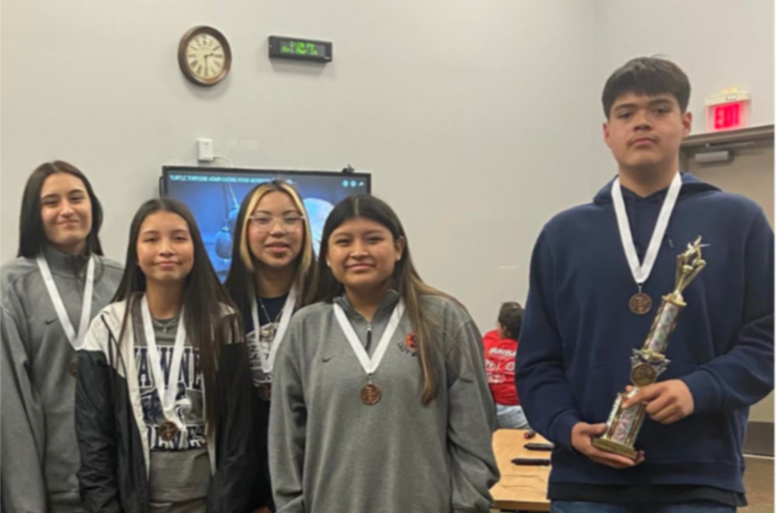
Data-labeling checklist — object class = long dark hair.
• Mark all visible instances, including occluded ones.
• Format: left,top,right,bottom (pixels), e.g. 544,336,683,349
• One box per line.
225,180,316,317
112,198,243,432
18,161,104,258
313,194,454,404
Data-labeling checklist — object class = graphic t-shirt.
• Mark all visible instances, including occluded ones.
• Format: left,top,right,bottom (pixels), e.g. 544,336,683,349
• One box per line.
132,302,210,512
246,294,288,387
483,330,520,406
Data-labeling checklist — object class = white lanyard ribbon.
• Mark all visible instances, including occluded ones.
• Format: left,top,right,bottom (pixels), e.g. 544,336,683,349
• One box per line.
250,287,297,377
141,295,187,424
36,254,95,350
333,300,405,377
611,172,682,287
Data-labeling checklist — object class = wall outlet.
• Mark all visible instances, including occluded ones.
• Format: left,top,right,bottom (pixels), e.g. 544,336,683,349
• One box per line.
197,138,214,162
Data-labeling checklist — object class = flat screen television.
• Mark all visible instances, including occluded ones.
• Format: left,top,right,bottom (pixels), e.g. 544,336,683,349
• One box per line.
160,166,372,281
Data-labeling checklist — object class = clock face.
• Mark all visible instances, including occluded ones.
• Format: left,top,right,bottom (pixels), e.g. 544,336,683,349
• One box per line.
178,27,231,86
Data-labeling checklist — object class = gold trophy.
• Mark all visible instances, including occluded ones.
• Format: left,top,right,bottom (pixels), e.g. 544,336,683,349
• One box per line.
592,237,707,459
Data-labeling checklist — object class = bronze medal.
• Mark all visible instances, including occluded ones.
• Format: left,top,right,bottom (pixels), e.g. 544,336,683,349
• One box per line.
629,292,652,315
360,383,382,405
631,363,657,387
159,421,179,442
69,361,79,377
258,382,272,402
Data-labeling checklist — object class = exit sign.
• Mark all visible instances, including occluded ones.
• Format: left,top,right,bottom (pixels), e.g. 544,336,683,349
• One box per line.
712,102,745,130
705,88,750,132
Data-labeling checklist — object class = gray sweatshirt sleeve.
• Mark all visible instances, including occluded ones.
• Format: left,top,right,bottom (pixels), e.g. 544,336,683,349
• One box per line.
269,319,307,513
1,303,48,513
447,317,500,513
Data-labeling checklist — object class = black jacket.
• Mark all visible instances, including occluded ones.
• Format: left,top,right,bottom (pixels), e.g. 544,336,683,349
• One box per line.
75,300,257,513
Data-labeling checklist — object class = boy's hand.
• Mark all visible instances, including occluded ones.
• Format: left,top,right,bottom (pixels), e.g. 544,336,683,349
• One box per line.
570,422,644,469
622,379,694,424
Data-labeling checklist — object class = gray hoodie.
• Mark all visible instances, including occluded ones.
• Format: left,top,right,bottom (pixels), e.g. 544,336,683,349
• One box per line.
1,245,123,513
269,291,499,513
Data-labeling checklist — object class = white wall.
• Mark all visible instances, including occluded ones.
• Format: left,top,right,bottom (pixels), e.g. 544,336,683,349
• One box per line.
0,0,598,331
1,1,773,334
591,0,775,181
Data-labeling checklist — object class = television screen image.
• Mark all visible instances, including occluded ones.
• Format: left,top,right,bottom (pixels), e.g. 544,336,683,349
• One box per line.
161,166,371,281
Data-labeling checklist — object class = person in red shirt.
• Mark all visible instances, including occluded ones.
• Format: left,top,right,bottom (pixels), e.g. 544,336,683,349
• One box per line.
484,302,529,429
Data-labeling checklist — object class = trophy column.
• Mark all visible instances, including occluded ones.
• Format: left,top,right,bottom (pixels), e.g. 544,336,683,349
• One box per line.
592,238,707,459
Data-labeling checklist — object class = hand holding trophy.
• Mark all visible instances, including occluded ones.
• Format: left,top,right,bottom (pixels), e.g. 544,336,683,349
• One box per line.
592,237,707,460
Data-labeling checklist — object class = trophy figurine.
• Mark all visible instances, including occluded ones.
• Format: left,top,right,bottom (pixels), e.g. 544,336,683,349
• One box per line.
592,237,707,459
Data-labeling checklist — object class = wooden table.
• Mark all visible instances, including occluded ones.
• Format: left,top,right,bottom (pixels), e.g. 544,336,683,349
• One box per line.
490,429,551,512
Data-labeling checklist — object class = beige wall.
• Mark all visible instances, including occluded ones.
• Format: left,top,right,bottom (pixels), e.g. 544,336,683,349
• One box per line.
591,0,775,183
2,0,772,335
0,0,600,332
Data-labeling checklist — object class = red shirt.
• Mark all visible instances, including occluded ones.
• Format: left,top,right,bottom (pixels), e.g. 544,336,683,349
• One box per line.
483,330,520,406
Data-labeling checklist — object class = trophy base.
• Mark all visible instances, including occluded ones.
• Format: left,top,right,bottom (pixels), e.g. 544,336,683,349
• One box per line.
592,438,638,460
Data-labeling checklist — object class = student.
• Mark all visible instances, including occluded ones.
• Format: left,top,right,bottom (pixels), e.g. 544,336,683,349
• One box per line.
224,180,316,512
1,161,124,513
75,198,256,513
516,57,774,512
269,194,499,513
484,301,528,429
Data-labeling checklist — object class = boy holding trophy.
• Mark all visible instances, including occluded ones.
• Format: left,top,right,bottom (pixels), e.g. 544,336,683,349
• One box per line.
516,57,774,512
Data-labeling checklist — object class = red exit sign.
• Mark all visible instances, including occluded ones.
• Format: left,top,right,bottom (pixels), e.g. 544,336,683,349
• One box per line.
713,102,745,130
705,89,750,132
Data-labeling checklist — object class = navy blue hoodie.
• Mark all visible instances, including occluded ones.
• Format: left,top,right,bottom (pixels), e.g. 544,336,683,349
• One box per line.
516,173,774,493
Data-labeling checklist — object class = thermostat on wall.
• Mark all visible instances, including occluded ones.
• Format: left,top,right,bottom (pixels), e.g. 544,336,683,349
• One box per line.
269,36,333,63
705,88,751,132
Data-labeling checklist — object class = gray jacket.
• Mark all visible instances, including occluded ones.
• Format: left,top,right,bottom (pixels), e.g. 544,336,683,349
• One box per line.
269,291,499,513
1,245,123,513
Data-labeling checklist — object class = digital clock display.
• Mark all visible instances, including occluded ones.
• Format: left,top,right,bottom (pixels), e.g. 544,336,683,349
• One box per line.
269,36,332,63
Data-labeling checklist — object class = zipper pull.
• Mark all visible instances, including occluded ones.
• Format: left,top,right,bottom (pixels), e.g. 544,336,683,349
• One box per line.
365,323,373,352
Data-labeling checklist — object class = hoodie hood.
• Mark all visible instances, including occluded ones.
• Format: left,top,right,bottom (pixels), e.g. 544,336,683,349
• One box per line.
594,172,720,205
